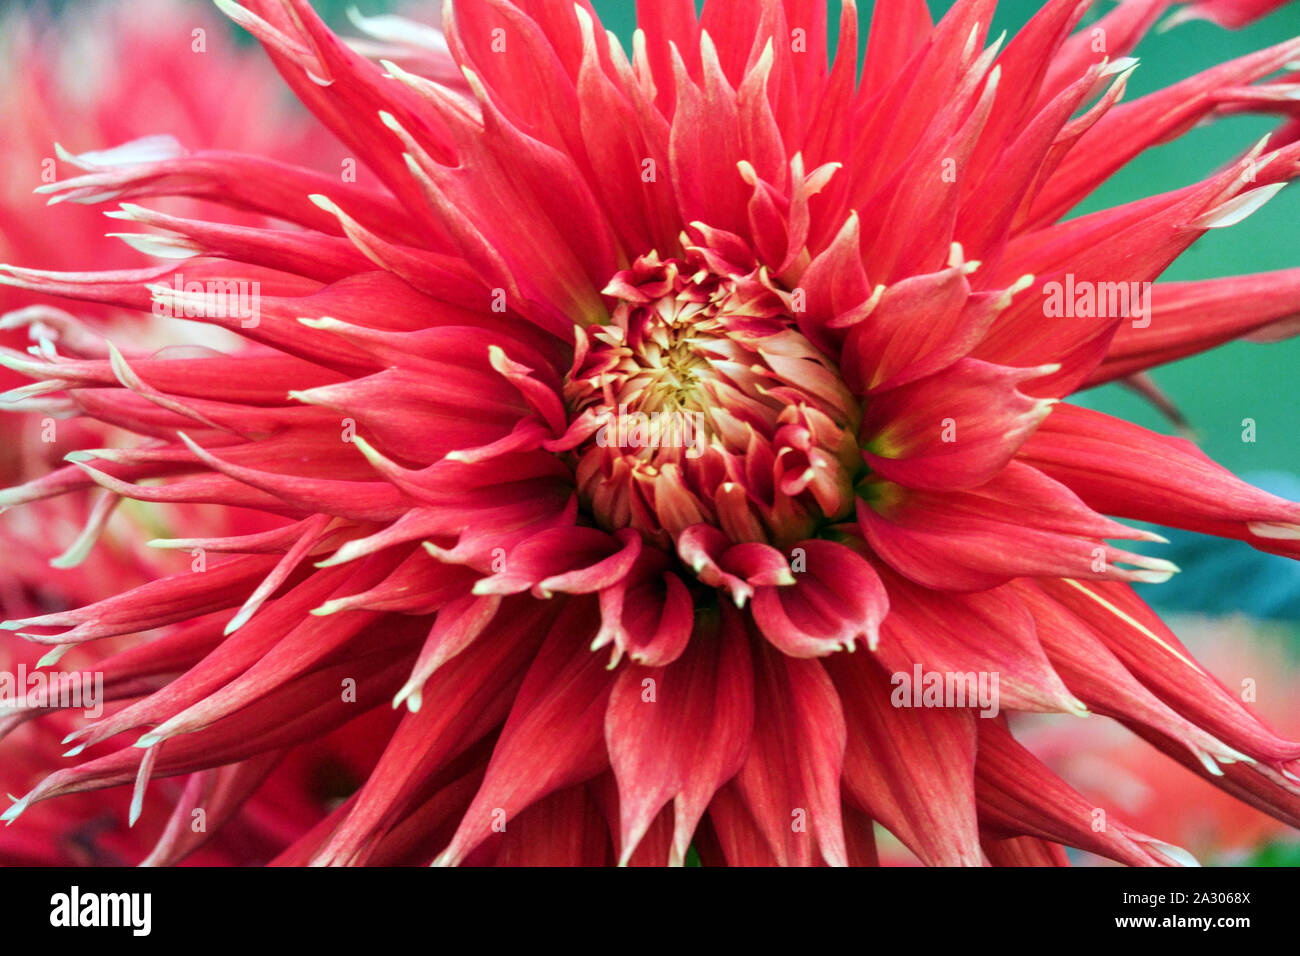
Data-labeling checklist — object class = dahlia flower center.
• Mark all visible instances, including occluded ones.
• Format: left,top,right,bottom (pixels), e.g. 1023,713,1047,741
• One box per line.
563,247,861,550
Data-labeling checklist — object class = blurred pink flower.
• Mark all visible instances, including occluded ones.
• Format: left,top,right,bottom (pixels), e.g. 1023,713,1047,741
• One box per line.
1021,617,1300,864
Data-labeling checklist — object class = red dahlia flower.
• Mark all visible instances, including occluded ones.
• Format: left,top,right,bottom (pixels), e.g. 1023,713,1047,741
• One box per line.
3,0,1300,867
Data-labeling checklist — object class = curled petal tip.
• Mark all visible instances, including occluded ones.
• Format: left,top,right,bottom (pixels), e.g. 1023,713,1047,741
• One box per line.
391,683,422,712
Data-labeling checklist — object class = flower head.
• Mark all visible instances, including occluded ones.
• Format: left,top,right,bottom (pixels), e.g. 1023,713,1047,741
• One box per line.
3,0,1300,867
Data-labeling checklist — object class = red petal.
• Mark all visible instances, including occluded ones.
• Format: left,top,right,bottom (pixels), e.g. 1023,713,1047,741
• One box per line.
828,651,982,866
604,609,753,865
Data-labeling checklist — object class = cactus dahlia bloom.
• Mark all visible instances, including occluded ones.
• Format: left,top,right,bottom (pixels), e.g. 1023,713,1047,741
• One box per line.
4,0,1300,868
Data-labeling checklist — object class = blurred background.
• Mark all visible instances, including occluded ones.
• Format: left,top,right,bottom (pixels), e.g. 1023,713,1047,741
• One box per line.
0,0,1297,865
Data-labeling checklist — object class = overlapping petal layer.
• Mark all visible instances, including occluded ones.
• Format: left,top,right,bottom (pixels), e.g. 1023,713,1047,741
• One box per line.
2,0,1299,866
